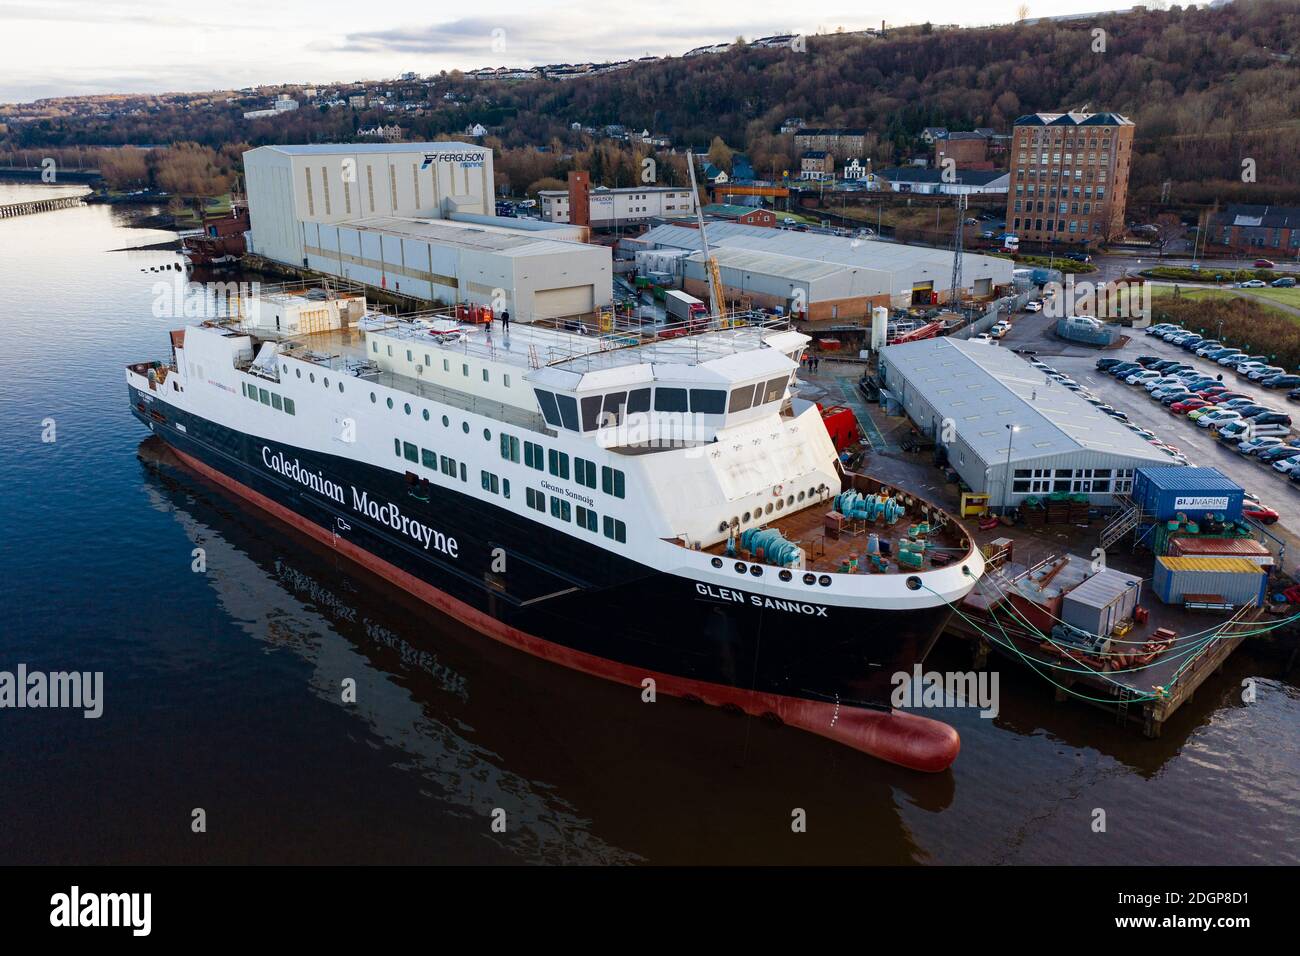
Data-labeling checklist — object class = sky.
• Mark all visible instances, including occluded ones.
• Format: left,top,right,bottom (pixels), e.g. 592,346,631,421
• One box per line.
0,0,1203,104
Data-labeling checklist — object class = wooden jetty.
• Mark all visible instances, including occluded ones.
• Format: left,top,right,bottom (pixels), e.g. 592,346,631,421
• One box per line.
0,194,85,219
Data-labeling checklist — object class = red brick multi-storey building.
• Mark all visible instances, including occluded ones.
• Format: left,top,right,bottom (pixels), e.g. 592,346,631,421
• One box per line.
1005,111,1134,247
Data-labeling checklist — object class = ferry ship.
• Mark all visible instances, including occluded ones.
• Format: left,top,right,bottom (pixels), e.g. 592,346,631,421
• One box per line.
126,282,984,770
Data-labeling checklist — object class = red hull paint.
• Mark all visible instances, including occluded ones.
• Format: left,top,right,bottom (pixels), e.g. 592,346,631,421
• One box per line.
167,444,961,772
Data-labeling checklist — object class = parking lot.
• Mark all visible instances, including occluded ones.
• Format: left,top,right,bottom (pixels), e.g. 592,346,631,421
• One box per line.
996,307,1300,554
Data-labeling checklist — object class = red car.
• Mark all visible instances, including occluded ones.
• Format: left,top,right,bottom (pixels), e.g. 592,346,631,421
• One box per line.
1255,258,1276,269
1205,391,1248,404
1171,398,1211,414
1198,385,1228,396
1243,501,1280,524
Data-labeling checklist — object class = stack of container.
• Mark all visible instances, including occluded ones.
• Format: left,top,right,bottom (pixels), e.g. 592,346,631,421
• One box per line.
1167,536,1273,568
1151,556,1267,607
1132,467,1245,525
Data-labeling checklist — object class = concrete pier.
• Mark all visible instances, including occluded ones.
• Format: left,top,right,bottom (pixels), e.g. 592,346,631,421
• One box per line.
0,195,85,218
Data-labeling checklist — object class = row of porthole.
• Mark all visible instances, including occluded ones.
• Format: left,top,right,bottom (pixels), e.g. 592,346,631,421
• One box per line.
288,363,346,393
717,488,819,534
709,555,926,593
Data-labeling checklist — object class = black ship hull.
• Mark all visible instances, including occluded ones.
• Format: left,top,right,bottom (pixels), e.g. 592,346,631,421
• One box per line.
129,385,964,769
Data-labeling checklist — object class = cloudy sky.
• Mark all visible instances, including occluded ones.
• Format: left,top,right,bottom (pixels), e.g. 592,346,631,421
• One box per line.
0,0,1196,103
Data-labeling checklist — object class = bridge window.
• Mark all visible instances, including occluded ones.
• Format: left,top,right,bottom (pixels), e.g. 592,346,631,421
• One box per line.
535,389,562,427
580,395,604,431
654,388,688,413
759,376,788,404
729,384,756,412
556,394,579,431
627,388,652,414
601,391,627,427
690,389,726,414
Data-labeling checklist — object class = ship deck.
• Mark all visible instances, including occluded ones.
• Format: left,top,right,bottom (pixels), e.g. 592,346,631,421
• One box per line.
701,472,973,575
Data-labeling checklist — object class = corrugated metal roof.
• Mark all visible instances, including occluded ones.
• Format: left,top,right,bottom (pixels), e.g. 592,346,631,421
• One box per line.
1136,467,1240,493
638,223,1013,287
335,216,590,257
254,142,486,156
1169,537,1270,558
1065,569,1142,610
1156,556,1262,574
882,337,1172,464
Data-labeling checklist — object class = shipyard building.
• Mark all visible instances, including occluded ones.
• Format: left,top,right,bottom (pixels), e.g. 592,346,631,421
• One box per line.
879,337,1170,509
626,222,1014,319
244,143,613,322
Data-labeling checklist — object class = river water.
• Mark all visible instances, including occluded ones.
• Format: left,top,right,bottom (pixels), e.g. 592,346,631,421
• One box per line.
0,182,1296,865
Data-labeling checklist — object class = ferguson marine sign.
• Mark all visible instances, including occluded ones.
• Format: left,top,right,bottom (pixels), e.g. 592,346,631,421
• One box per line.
423,151,486,168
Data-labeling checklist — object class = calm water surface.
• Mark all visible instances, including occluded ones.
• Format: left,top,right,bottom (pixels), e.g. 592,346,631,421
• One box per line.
1,182,1297,865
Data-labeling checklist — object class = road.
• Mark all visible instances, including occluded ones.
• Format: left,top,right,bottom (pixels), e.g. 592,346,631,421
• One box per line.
997,306,1300,561
1088,253,1300,284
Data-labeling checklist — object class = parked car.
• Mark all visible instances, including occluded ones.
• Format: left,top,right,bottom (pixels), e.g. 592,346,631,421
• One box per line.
1171,398,1212,414
1255,258,1277,269
1235,362,1269,377
1146,324,1177,336
1024,300,1043,312
1198,408,1242,428
1158,389,1195,405
1096,358,1124,371
1243,500,1281,523
1272,276,1297,288
1258,445,1300,464
1134,355,1163,366
1264,374,1300,390
1105,409,1129,421
1239,279,1267,288
1249,365,1286,381
1274,456,1300,476
1193,340,1221,356
1109,363,1142,378
1238,436,1284,456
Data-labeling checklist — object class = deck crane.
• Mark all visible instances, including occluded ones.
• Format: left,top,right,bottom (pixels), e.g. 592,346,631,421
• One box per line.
686,155,727,324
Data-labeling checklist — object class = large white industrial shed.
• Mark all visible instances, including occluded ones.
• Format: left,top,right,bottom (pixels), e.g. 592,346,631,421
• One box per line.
879,337,1172,510
632,222,1014,307
303,216,612,320
245,142,497,268
681,246,894,319
244,142,612,321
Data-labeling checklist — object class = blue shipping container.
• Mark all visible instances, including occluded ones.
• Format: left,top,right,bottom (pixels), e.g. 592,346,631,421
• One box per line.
1132,467,1244,523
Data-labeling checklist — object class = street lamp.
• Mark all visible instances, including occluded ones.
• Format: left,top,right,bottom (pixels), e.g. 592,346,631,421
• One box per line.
1002,424,1021,515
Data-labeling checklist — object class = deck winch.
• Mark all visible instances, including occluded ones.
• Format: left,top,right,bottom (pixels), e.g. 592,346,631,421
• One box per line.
739,528,802,567
835,490,905,525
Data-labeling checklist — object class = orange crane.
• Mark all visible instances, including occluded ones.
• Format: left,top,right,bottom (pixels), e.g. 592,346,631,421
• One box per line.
687,156,726,322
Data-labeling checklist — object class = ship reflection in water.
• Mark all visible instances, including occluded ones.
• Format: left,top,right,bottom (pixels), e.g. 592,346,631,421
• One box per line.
136,437,956,865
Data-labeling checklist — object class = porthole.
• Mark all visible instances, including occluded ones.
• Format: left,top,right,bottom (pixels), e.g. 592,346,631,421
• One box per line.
764,503,773,515
309,373,315,383
779,570,792,582
442,415,449,427
749,565,762,577
710,557,723,569
962,564,972,577
797,491,805,502
803,573,817,585
422,409,430,421
775,499,783,511
323,377,329,388
742,511,751,523
718,521,729,534
462,422,469,434
282,364,288,374
370,392,376,403
296,368,302,379
906,576,923,591
404,403,411,415
787,495,795,507
386,397,394,409
338,382,344,393
734,562,747,574
818,575,832,587
483,428,491,441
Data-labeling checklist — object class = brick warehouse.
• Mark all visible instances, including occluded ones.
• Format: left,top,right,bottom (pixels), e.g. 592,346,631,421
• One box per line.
1005,111,1134,247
